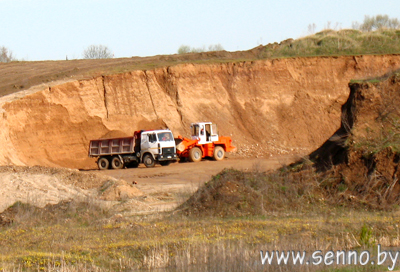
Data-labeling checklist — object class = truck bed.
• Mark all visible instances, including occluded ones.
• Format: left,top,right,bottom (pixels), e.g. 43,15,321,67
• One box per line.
89,137,134,157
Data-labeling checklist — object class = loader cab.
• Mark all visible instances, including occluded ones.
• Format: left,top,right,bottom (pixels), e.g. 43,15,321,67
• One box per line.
191,122,219,144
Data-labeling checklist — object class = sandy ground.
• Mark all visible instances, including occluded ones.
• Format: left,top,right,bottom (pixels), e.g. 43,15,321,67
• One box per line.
0,171,91,213
88,155,297,213
0,156,297,216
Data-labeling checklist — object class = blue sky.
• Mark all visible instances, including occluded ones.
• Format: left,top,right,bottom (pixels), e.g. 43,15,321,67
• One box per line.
1,0,399,61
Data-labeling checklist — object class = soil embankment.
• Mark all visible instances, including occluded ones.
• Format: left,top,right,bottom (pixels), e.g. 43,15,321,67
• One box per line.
179,73,400,216
1,55,400,169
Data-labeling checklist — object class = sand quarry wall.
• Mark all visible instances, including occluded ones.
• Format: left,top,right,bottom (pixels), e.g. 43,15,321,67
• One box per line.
1,55,400,169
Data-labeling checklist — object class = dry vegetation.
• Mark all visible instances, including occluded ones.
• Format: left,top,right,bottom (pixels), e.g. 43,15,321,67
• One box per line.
264,28,400,58
2,134,400,271
1,18,400,271
2,77,400,271
1,199,399,271
2,73,398,272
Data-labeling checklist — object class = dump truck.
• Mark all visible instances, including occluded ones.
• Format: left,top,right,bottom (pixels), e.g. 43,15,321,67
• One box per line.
175,122,236,162
89,129,178,170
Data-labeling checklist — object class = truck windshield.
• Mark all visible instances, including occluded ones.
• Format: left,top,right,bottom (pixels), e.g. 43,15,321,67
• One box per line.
157,132,173,142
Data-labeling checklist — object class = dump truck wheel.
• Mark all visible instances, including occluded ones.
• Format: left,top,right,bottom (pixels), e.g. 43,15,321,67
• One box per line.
143,154,155,168
98,157,110,170
159,161,171,166
213,146,225,161
189,147,202,162
111,156,124,169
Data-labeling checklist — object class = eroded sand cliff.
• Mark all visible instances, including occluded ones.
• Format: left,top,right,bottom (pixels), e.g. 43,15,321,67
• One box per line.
1,55,400,169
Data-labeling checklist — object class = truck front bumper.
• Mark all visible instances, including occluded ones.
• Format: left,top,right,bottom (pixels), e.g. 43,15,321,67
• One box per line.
157,154,178,161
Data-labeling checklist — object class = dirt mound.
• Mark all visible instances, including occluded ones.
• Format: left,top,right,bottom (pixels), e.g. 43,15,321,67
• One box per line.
324,148,400,208
177,166,328,217
0,165,112,189
178,169,265,217
179,74,400,216
0,166,145,213
99,179,144,201
2,55,400,169
0,200,105,226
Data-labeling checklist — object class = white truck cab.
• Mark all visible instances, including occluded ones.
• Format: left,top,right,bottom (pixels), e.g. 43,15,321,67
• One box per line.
139,129,177,167
190,122,219,144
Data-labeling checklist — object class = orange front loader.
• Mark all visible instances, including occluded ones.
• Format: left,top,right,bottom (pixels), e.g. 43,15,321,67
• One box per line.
175,122,236,162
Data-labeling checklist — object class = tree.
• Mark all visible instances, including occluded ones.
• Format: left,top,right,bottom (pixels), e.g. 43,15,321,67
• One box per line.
354,15,400,32
0,46,14,63
83,45,113,59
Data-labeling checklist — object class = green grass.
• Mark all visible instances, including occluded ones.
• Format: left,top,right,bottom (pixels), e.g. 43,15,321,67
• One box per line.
264,28,400,58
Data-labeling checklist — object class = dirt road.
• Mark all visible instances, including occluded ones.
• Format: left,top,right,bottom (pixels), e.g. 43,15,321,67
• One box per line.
0,156,297,216
90,156,297,212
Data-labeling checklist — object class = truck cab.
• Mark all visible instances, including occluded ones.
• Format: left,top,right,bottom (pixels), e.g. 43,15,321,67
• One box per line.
190,122,219,144
137,129,177,167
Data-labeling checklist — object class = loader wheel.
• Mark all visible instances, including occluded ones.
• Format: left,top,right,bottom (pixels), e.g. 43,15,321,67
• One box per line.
111,156,124,169
98,157,110,170
143,154,155,168
213,146,225,161
159,161,171,166
188,147,202,162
